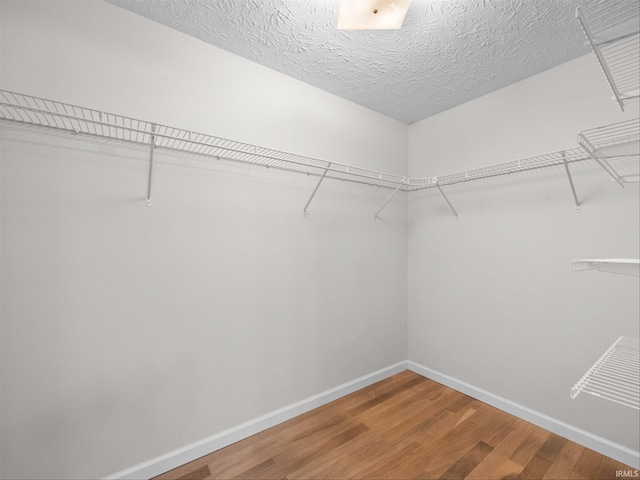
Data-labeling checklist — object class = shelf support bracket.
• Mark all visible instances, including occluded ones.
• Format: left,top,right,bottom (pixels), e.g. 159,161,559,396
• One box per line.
562,151,581,213
374,181,404,221
303,163,331,217
146,124,157,207
436,184,458,219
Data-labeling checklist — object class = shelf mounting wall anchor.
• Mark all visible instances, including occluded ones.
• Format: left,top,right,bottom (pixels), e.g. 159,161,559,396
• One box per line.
146,123,157,207
562,151,581,212
436,183,459,219
303,163,331,217
373,180,404,221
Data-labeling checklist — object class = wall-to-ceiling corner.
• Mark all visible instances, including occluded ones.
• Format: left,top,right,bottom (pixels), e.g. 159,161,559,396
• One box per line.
407,54,639,465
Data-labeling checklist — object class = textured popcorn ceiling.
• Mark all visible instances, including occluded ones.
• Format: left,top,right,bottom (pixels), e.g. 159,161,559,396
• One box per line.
105,0,596,124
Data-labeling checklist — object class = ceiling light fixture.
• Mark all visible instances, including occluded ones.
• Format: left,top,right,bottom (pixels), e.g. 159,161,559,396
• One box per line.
337,0,411,30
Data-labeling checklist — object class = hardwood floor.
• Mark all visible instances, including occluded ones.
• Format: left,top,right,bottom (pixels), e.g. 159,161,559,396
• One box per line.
154,371,637,479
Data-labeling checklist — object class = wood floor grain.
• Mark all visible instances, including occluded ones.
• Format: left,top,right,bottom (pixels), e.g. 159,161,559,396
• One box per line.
154,371,637,480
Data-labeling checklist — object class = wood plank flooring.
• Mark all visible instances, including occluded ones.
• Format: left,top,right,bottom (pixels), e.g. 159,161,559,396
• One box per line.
154,371,637,479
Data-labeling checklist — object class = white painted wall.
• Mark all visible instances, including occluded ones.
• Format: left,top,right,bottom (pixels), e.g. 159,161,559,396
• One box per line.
2,0,639,477
0,1,408,478
408,55,639,453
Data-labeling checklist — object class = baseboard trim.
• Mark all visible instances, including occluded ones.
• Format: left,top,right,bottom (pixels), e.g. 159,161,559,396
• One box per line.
407,360,640,469
106,361,408,480
108,359,638,479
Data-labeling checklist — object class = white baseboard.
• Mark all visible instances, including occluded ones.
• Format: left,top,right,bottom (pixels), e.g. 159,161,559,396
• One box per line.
407,360,640,469
108,359,638,479
106,361,408,480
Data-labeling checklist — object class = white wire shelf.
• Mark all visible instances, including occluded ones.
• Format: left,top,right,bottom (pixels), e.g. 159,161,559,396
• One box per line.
0,89,406,191
405,148,591,191
578,118,640,185
571,336,640,410
577,0,640,110
0,89,636,218
572,259,640,277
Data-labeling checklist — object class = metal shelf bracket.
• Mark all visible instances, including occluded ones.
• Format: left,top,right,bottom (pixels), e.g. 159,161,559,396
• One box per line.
303,163,331,217
562,151,581,212
145,123,157,207
435,182,459,219
373,179,405,221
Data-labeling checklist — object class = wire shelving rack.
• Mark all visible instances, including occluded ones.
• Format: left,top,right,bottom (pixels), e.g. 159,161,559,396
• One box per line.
578,118,640,186
405,116,638,214
571,337,640,410
406,148,591,190
577,0,640,110
0,89,412,213
406,148,595,216
0,89,638,218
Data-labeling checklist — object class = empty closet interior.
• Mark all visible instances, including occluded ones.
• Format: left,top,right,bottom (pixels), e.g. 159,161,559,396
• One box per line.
0,0,638,478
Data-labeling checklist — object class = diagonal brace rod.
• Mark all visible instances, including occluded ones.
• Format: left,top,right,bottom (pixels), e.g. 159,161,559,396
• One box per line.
436,184,458,218
374,181,404,220
146,124,157,207
303,163,331,216
562,151,581,212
